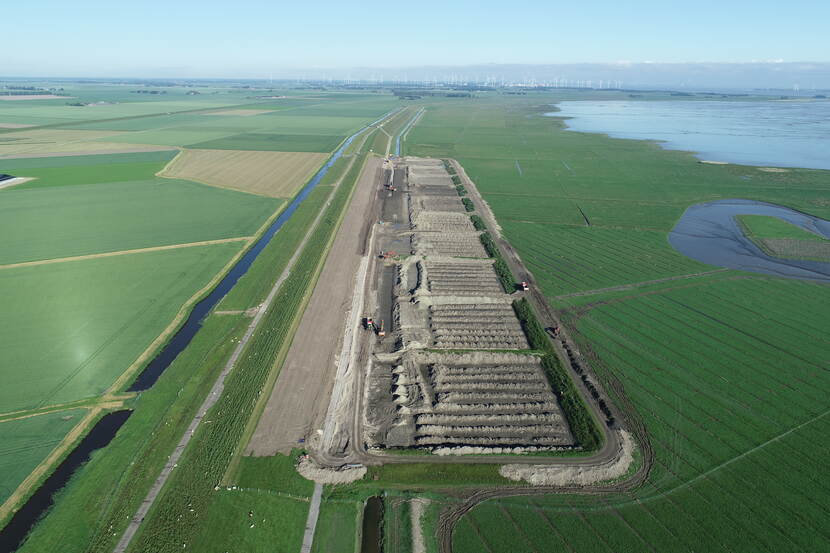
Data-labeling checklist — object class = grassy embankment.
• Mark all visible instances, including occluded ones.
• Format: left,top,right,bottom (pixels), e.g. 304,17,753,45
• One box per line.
406,92,830,552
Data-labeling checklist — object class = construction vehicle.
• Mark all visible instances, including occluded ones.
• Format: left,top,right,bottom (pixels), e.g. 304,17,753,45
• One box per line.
379,250,397,259
520,281,529,291
377,320,386,337
364,316,374,330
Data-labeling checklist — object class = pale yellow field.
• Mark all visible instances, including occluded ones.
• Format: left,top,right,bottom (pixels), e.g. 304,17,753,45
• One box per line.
204,109,272,116
159,149,328,198
0,128,169,157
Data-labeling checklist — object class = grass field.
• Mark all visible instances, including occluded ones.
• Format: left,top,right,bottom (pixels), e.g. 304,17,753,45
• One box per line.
311,501,360,553
0,409,86,504
403,92,830,552
738,214,828,241
160,149,328,198
2,150,177,189
0,243,243,413
0,176,280,265
190,132,346,152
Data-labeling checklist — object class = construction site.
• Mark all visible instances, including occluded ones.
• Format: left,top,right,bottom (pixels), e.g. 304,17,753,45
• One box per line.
318,156,578,459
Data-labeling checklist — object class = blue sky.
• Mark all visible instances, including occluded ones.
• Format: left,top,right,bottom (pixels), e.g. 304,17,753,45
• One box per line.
2,0,829,77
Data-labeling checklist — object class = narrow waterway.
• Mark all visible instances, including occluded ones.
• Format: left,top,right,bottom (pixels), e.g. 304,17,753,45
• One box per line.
669,199,830,281
360,497,384,553
129,109,396,390
0,411,132,553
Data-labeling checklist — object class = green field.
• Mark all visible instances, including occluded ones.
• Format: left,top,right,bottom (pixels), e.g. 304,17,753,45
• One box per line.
0,243,242,412
738,214,828,241
0,409,86,503
15,312,249,549
0,175,280,264
191,131,345,152
311,501,360,553
402,93,830,552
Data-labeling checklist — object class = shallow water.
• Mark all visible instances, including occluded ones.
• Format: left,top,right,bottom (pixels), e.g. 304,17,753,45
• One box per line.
669,199,830,281
552,100,830,170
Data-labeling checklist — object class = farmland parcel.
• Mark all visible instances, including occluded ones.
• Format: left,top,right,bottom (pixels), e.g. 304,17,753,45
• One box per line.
404,93,830,552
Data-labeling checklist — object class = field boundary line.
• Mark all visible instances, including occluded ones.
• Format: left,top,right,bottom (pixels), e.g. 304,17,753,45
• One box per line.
0,407,102,524
0,237,253,271
0,396,130,423
554,269,731,299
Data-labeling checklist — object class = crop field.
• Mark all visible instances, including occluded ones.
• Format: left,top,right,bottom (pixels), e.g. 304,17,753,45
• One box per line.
160,149,328,197
0,409,86,504
0,176,279,265
0,128,173,157
402,93,830,552
0,242,243,412
1,150,177,189
190,131,346,152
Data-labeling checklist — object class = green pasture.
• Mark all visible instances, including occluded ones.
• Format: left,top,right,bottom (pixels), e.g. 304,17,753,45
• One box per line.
0,243,242,413
0,150,176,171
402,92,830,552
183,491,308,553
311,500,360,553
0,409,86,504
738,214,828,241
0,177,280,264
456,277,830,553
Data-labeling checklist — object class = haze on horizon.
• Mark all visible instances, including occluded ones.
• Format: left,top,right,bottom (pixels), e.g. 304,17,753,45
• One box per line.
3,0,830,88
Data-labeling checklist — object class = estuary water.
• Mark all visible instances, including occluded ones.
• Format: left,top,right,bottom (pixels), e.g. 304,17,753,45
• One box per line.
552,100,830,170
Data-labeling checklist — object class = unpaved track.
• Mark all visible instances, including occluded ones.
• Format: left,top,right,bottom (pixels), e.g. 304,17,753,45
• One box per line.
246,156,383,456
0,236,251,271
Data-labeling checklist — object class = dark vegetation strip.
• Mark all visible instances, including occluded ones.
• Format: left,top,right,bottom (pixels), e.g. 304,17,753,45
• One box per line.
513,298,603,451
127,156,366,552
470,215,487,231
456,184,467,195
462,197,475,212
480,232,516,293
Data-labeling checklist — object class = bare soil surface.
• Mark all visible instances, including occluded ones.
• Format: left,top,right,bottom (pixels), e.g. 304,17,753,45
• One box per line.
245,157,382,456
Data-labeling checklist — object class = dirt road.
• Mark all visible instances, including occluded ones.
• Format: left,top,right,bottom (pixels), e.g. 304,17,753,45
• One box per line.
245,156,382,456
